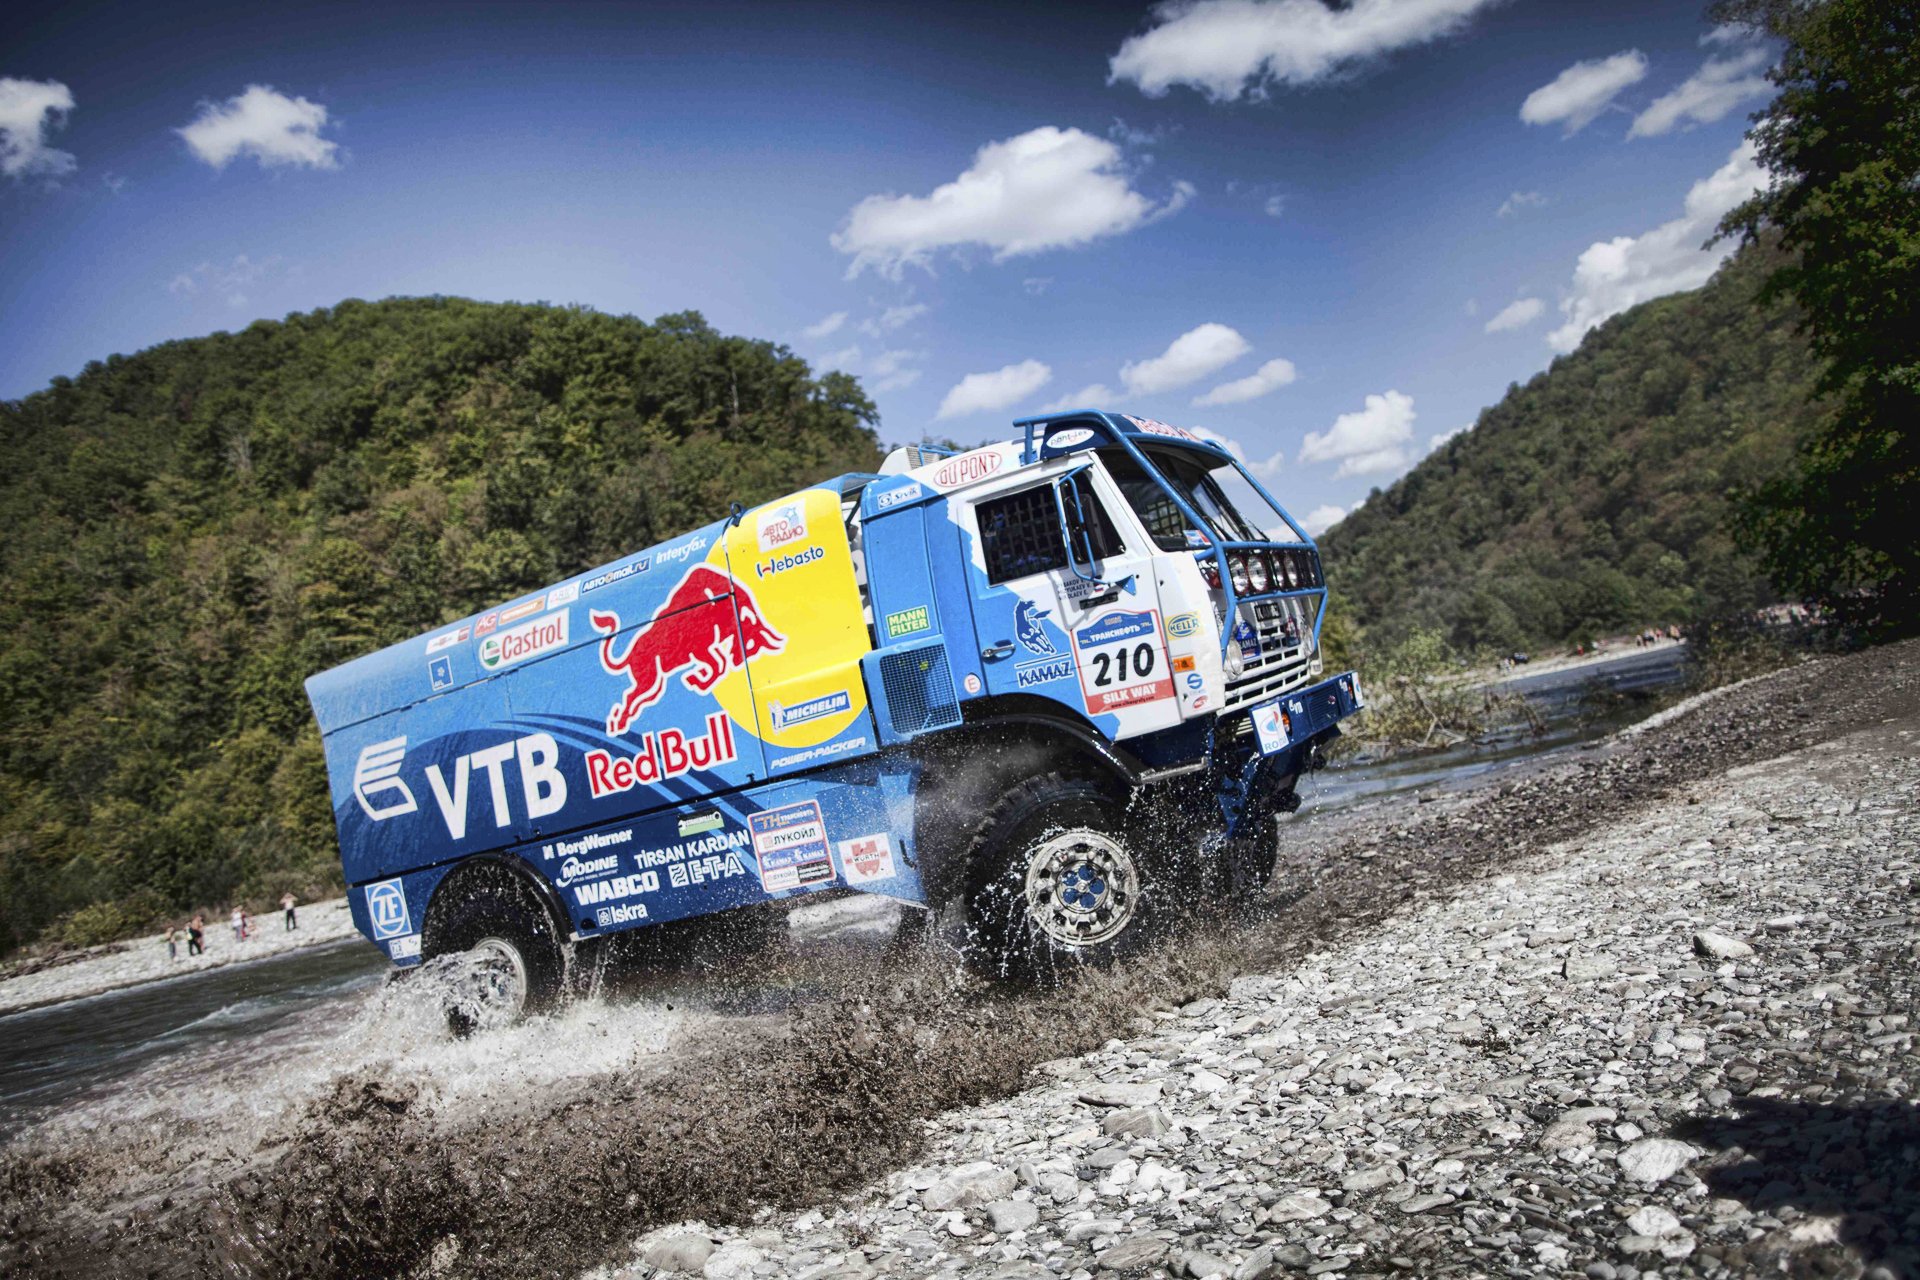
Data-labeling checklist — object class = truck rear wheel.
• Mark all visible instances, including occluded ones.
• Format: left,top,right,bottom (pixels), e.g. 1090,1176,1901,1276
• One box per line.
422,874,565,1036
964,773,1160,980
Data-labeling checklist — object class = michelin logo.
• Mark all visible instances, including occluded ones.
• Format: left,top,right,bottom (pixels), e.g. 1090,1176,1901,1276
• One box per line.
770,691,851,731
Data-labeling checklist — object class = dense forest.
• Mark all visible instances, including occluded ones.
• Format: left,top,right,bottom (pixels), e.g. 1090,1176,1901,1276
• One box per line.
1319,244,1825,653
0,299,883,951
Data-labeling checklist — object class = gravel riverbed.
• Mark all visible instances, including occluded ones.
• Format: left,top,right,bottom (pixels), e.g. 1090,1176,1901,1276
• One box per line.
608,650,1920,1280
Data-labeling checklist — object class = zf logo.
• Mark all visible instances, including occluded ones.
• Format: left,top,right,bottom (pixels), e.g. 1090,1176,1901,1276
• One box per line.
365,879,411,939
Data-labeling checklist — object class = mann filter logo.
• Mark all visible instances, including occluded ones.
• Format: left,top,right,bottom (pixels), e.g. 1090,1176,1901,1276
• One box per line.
590,565,783,735
479,610,569,671
757,503,807,552
932,449,1003,488
365,879,411,939
583,558,650,592
885,605,930,639
352,737,418,820
770,691,850,731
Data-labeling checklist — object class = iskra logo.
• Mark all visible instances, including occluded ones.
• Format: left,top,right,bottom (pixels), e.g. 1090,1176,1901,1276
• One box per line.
590,565,783,735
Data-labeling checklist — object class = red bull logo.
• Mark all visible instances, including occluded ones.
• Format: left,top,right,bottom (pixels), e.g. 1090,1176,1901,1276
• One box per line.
590,564,784,735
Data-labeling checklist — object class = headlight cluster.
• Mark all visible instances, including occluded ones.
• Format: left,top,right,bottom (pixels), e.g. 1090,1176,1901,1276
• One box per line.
1221,548,1322,595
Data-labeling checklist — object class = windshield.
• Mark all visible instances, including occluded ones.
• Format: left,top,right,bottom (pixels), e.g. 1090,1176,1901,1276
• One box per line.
1101,446,1291,551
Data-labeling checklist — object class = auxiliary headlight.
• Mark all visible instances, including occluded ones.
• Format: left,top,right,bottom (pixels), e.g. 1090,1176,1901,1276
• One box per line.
1248,554,1271,593
1228,553,1251,595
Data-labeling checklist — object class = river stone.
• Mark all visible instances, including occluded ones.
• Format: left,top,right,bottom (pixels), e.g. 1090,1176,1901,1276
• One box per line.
642,1233,715,1274
1539,1106,1618,1151
1617,1138,1701,1184
1103,1106,1172,1138
1097,1236,1169,1270
1079,1082,1163,1108
701,1241,764,1280
1398,1193,1455,1214
1341,1165,1398,1192
986,1200,1039,1233
922,1161,1017,1211
1694,930,1755,960
1267,1192,1332,1222
1563,950,1619,980
1181,1249,1232,1278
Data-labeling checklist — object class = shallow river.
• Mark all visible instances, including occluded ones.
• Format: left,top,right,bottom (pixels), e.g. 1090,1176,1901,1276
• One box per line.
0,644,1688,1143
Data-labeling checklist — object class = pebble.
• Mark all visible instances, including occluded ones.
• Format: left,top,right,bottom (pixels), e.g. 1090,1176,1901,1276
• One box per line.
1692,929,1755,960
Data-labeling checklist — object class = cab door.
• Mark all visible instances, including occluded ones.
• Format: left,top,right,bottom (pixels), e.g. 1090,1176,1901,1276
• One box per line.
959,466,1181,737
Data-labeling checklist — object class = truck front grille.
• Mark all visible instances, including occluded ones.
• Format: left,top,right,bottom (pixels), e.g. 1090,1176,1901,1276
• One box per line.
1222,595,1320,713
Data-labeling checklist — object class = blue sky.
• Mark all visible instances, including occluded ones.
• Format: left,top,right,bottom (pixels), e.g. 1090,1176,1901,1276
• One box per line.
1,0,1775,531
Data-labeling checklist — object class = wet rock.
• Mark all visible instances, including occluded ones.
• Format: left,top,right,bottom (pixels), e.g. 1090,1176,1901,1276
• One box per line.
1694,929,1755,960
1102,1106,1172,1138
701,1241,764,1280
1539,1106,1617,1151
642,1233,715,1274
1616,1138,1700,1184
921,1161,1017,1211
1096,1235,1169,1270
986,1200,1038,1233
1266,1192,1332,1222
1180,1248,1232,1278
1563,950,1619,980
1078,1082,1162,1108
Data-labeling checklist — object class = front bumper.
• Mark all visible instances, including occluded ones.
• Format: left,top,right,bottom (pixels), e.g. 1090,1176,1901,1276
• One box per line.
1249,670,1364,757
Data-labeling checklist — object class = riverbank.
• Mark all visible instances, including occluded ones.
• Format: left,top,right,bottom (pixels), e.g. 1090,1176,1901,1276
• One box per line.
0,898,356,1017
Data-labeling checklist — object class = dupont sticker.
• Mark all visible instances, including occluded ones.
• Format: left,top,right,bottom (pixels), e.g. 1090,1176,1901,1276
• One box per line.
836,833,898,885
365,879,411,940
1071,608,1173,716
749,800,836,892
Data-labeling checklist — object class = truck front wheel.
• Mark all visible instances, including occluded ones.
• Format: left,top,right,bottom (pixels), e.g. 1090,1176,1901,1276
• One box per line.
422,873,565,1036
964,773,1160,980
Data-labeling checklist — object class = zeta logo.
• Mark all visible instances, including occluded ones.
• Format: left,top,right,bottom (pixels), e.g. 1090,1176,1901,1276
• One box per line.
353,737,418,821
1014,599,1058,656
590,565,784,735
365,879,411,939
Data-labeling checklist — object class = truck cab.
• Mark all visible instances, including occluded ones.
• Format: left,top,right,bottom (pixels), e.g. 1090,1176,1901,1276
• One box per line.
307,409,1362,1023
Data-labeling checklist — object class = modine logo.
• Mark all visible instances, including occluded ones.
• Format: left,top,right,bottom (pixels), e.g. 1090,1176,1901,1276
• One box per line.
756,545,824,578
353,738,418,820
479,610,569,671
757,503,807,552
769,691,850,731
555,854,621,887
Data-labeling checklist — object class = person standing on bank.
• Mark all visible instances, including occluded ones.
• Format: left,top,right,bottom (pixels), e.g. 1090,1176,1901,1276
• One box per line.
281,891,297,932
187,914,205,956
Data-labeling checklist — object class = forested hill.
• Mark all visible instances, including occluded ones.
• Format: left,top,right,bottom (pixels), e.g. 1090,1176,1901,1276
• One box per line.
0,299,882,951
1319,245,1825,654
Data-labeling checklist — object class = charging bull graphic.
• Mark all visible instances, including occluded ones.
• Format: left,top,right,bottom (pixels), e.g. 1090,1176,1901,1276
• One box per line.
591,565,785,735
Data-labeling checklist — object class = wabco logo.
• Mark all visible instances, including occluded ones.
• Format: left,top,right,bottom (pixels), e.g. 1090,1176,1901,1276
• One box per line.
353,738,418,820
770,691,850,731
479,611,568,671
757,503,807,552
590,565,783,735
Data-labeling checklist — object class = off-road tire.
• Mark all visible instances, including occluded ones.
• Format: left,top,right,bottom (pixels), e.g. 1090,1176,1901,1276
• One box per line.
963,772,1163,981
422,873,566,1036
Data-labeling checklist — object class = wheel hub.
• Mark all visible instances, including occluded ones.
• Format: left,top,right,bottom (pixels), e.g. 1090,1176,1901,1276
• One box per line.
457,936,529,1030
1023,829,1139,948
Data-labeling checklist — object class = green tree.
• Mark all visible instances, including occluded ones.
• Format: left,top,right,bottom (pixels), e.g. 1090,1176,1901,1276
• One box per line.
1715,0,1920,632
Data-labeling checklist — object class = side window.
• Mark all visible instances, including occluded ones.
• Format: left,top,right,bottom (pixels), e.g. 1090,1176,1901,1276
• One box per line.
977,483,1124,585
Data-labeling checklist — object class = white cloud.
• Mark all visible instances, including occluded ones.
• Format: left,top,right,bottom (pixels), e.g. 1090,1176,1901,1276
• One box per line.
1023,277,1054,296
937,359,1053,420
1497,190,1545,218
802,311,848,339
177,85,340,170
833,126,1192,278
1263,194,1286,217
0,77,77,180
1484,296,1544,333
859,303,928,336
167,253,285,307
869,348,926,393
1039,383,1118,414
1520,50,1648,135
1300,389,1416,478
1628,47,1772,138
1463,298,1479,317
1300,503,1346,536
1194,356,1297,406
1548,140,1765,352
1121,322,1251,395
1428,424,1469,452
1110,0,1501,101
823,343,862,370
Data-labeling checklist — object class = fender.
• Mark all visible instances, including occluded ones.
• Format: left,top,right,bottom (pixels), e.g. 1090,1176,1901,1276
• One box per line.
424,851,576,944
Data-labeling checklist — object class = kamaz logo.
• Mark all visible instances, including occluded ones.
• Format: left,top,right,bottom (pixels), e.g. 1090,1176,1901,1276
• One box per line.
353,738,418,820
1016,657,1074,688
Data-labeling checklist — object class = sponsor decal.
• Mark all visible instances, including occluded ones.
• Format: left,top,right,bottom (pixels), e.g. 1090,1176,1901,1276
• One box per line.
590,565,782,734
479,610,569,671
769,736,870,771
554,853,622,887
583,558,650,592
963,673,982,694
1167,612,1200,639
1014,599,1058,655
770,690,851,731
1192,695,1208,710
586,713,739,797
679,811,724,837
1016,656,1075,688
1048,427,1095,449
574,871,661,906
756,544,824,578
656,534,709,565
353,737,418,821
596,902,649,927
885,605,930,639
473,611,500,637
1253,700,1290,755
388,933,421,959
547,581,580,607
365,879,411,940
625,827,751,895
837,833,897,885
1184,529,1212,548
499,595,546,625
1122,414,1203,442
756,503,808,552
669,849,748,889
426,733,568,840
874,481,923,510
750,800,835,893
1072,609,1174,716
425,626,470,654
932,449,1003,489
541,828,634,862
1233,620,1260,658
1171,654,1197,674
428,655,454,691
1185,672,1205,691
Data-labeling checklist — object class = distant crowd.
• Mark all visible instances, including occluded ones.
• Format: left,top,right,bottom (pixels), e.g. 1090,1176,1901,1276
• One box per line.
162,892,299,960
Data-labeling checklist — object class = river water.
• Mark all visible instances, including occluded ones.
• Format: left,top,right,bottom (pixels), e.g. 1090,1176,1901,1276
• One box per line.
0,644,1689,1145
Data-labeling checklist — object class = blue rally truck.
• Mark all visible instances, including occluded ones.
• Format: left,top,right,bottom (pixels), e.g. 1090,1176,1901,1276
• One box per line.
307,410,1363,1020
